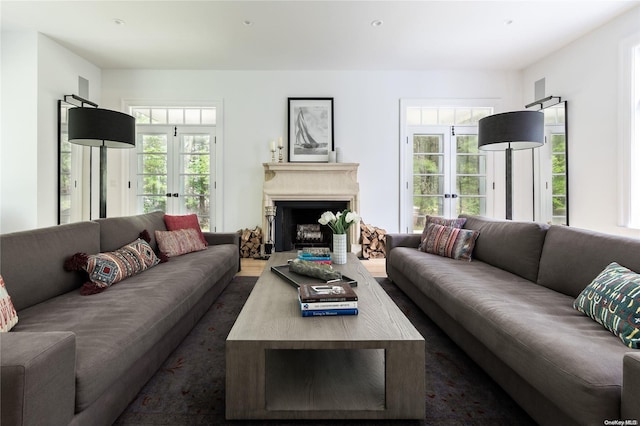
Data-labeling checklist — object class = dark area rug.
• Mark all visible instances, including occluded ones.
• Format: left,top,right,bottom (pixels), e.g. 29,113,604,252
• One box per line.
114,276,534,425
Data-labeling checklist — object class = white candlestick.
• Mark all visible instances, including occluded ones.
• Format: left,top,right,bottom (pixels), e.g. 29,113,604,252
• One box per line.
278,137,283,148
270,140,276,152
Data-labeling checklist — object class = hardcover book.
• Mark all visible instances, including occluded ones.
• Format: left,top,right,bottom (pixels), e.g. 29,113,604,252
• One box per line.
298,283,358,303
301,308,358,317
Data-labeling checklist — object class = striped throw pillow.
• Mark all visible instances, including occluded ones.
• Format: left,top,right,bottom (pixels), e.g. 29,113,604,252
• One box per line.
155,228,207,258
419,215,467,250
419,223,479,261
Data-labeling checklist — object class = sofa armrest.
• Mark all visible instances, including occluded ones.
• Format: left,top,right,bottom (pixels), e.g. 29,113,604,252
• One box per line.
623,352,640,421
386,233,421,253
203,232,241,271
1,332,76,426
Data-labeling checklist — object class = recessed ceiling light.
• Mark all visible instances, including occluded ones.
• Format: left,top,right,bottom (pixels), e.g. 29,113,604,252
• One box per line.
242,20,254,27
504,19,514,26
371,19,384,28
113,18,126,26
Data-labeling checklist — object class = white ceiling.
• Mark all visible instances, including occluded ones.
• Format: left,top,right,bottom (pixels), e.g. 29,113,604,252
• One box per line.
2,1,639,70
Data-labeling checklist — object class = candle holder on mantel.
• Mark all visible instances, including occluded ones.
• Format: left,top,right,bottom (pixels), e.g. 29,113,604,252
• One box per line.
262,205,277,259
271,148,276,163
278,146,283,163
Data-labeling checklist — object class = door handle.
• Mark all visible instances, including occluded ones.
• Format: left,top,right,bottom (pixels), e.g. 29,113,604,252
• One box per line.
444,194,451,198
172,193,179,197
451,194,458,199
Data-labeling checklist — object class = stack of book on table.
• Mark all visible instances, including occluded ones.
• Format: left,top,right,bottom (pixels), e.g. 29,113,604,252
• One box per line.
298,282,358,317
297,247,331,264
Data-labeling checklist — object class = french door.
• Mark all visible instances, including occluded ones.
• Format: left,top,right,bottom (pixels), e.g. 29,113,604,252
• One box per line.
133,125,215,231
405,125,492,233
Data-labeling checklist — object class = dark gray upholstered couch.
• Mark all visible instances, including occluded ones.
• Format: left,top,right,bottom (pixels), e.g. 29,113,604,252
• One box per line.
386,214,640,426
0,211,239,426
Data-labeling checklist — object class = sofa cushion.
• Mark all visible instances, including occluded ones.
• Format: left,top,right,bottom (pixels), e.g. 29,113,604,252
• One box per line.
419,223,478,261
419,215,467,250
459,215,548,282
0,275,18,332
0,222,101,311
164,214,208,246
96,211,167,253
538,225,640,298
155,229,206,258
574,262,640,349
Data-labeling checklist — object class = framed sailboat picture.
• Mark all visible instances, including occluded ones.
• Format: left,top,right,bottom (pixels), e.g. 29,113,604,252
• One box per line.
287,98,334,162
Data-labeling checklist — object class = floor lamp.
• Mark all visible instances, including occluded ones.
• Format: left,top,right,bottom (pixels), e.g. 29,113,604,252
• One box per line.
68,104,135,218
478,111,544,220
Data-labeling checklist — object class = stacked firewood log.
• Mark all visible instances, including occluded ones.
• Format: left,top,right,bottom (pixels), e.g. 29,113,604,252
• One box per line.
359,221,386,259
238,226,263,258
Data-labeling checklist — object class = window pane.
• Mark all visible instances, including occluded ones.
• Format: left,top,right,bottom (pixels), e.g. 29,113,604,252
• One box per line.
140,175,167,195
421,108,438,125
151,109,167,124
438,108,454,125
551,134,565,153
139,196,166,213
407,108,421,125
139,154,167,175
457,155,485,175
457,176,486,195
471,108,492,123
413,154,443,174
413,196,443,221
456,135,479,154
133,108,151,124
182,196,210,231
414,135,442,153
457,196,485,216
414,175,444,195
454,109,472,125
182,154,210,175
552,196,566,217
183,175,209,195
141,134,167,152
182,135,210,153
185,109,200,124
201,108,216,125
168,109,183,124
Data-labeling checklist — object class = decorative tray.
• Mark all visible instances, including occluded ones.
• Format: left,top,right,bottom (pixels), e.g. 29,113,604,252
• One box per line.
271,264,357,288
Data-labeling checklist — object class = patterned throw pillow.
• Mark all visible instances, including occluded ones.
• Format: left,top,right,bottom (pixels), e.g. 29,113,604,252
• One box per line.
574,262,640,349
83,239,160,290
419,215,467,250
419,223,479,261
0,275,18,332
164,214,208,246
155,228,207,258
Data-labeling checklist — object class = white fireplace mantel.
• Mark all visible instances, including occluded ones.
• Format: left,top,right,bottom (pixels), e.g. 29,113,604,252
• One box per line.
262,162,360,250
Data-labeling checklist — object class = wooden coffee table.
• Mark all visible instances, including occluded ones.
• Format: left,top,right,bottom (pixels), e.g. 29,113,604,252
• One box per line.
225,252,425,420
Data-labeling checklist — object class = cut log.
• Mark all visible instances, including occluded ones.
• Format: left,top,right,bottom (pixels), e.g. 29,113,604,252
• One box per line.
359,220,387,259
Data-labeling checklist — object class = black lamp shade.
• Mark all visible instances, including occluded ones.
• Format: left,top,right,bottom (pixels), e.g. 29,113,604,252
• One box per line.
68,107,135,148
478,111,544,151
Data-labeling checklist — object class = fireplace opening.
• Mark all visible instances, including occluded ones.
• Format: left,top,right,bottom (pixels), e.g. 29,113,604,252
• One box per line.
274,201,349,252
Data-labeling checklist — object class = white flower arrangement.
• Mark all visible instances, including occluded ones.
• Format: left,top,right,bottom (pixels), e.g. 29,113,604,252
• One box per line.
318,209,360,234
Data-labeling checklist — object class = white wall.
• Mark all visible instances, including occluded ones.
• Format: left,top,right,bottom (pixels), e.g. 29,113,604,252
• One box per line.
1,31,38,233
0,31,101,233
523,6,640,236
102,69,523,233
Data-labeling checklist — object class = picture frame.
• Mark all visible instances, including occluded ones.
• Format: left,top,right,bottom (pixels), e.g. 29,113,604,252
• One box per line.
287,97,334,162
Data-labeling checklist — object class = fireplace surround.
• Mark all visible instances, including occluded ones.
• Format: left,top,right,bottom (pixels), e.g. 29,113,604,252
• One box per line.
263,163,360,253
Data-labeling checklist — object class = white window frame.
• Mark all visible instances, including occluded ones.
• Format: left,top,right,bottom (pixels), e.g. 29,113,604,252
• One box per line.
399,98,500,233
618,35,640,228
122,99,224,232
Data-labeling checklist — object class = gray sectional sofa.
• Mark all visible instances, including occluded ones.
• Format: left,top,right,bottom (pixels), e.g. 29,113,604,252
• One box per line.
386,214,640,426
0,211,239,426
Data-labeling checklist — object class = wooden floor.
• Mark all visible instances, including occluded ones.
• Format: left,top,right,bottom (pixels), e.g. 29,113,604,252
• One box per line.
237,256,387,278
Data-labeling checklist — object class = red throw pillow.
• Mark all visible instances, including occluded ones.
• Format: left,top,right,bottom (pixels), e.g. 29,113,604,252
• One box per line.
164,214,208,246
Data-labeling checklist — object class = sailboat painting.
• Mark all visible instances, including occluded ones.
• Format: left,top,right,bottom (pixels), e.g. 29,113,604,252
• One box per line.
288,98,334,162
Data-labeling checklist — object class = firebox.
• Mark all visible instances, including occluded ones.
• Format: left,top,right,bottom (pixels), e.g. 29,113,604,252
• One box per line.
274,200,349,252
